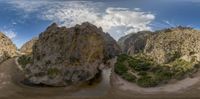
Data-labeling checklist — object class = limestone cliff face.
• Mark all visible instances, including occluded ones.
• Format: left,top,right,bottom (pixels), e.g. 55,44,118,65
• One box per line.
145,27,200,63
0,32,17,63
20,38,38,54
118,31,152,55
25,22,121,86
119,27,200,64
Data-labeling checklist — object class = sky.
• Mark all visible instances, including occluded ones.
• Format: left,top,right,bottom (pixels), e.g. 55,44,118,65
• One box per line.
0,0,200,48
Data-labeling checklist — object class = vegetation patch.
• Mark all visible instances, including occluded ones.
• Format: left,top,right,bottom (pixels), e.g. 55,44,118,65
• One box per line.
115,54,200,88
18,55,32,69
47,68,60,78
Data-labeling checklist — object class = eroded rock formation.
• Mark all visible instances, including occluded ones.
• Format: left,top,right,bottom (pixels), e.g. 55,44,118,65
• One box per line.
25,22,121,86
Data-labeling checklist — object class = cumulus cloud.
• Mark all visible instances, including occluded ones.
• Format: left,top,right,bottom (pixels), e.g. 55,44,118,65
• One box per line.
7,0,155,40
0,29,17,39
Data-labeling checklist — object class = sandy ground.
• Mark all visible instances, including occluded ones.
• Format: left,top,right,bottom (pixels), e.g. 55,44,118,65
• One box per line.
0,58,200,99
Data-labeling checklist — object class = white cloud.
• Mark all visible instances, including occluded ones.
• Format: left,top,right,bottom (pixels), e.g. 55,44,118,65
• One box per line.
0,29,17,39
7,0,155,40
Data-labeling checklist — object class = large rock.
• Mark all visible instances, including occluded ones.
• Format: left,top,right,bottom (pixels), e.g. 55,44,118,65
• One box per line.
25,22,121,86
20,37,38,54
119,27,200,64
0,32,17,63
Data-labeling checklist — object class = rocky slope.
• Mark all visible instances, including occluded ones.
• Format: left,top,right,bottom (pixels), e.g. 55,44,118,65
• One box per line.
0,32,17,63
20,37,38,54
144,27,200,64
24,22,121,86
119,27,200,64
116,27,200,87
118,31,152,55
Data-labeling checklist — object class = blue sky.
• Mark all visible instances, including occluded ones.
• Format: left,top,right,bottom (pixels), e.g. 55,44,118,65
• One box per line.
0,0,200,48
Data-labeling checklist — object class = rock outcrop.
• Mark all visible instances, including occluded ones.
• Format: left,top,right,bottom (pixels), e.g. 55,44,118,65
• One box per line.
119,27,200,64
25,22,121,86
118,31,152,55
20,37,38,54
0,32,17,63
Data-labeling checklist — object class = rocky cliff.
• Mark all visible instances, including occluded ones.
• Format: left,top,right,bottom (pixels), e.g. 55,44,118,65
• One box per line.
118,31,152,55
119,27,200,64
20,38,38,54
25,22,121,86
0,32,17,63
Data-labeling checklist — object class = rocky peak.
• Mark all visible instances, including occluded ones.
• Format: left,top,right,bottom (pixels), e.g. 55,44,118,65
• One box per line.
25,22,120,86
46,23,58,30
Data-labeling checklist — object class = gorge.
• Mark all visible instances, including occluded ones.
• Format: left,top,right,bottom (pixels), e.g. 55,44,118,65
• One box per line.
1,23,200,99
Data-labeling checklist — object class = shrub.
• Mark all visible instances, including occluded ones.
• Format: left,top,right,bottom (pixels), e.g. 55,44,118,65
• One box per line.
138,71,147,76
171,59,191,71
128,58,151,71
137,75,158,87
135,62,151,71
18,55,32,69
47,68,60,78
115,54,198,88
117,54,130,62
114,62,128,75
122,72,136,82
154,69,173,82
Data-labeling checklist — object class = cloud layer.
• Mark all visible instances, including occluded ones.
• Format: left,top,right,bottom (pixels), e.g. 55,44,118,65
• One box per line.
7,0,155,40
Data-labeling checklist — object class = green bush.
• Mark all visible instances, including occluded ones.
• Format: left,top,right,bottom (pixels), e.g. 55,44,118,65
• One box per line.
170,59,193,80
18,55,32,69
138,71,147,76
137,75,158,87
115,54,198,88
135,62,151,71
115,62,128,75
122,72,136,82
154,69,173,82
128,58,151,71
47,68,60,77
117,54,130,62
171,59,191,71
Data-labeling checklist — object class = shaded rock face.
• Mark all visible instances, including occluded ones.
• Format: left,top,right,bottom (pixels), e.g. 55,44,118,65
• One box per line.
118,31,152,55
20,38,38,54
25,22,120,86
119,27,200,64
0,32,17,63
